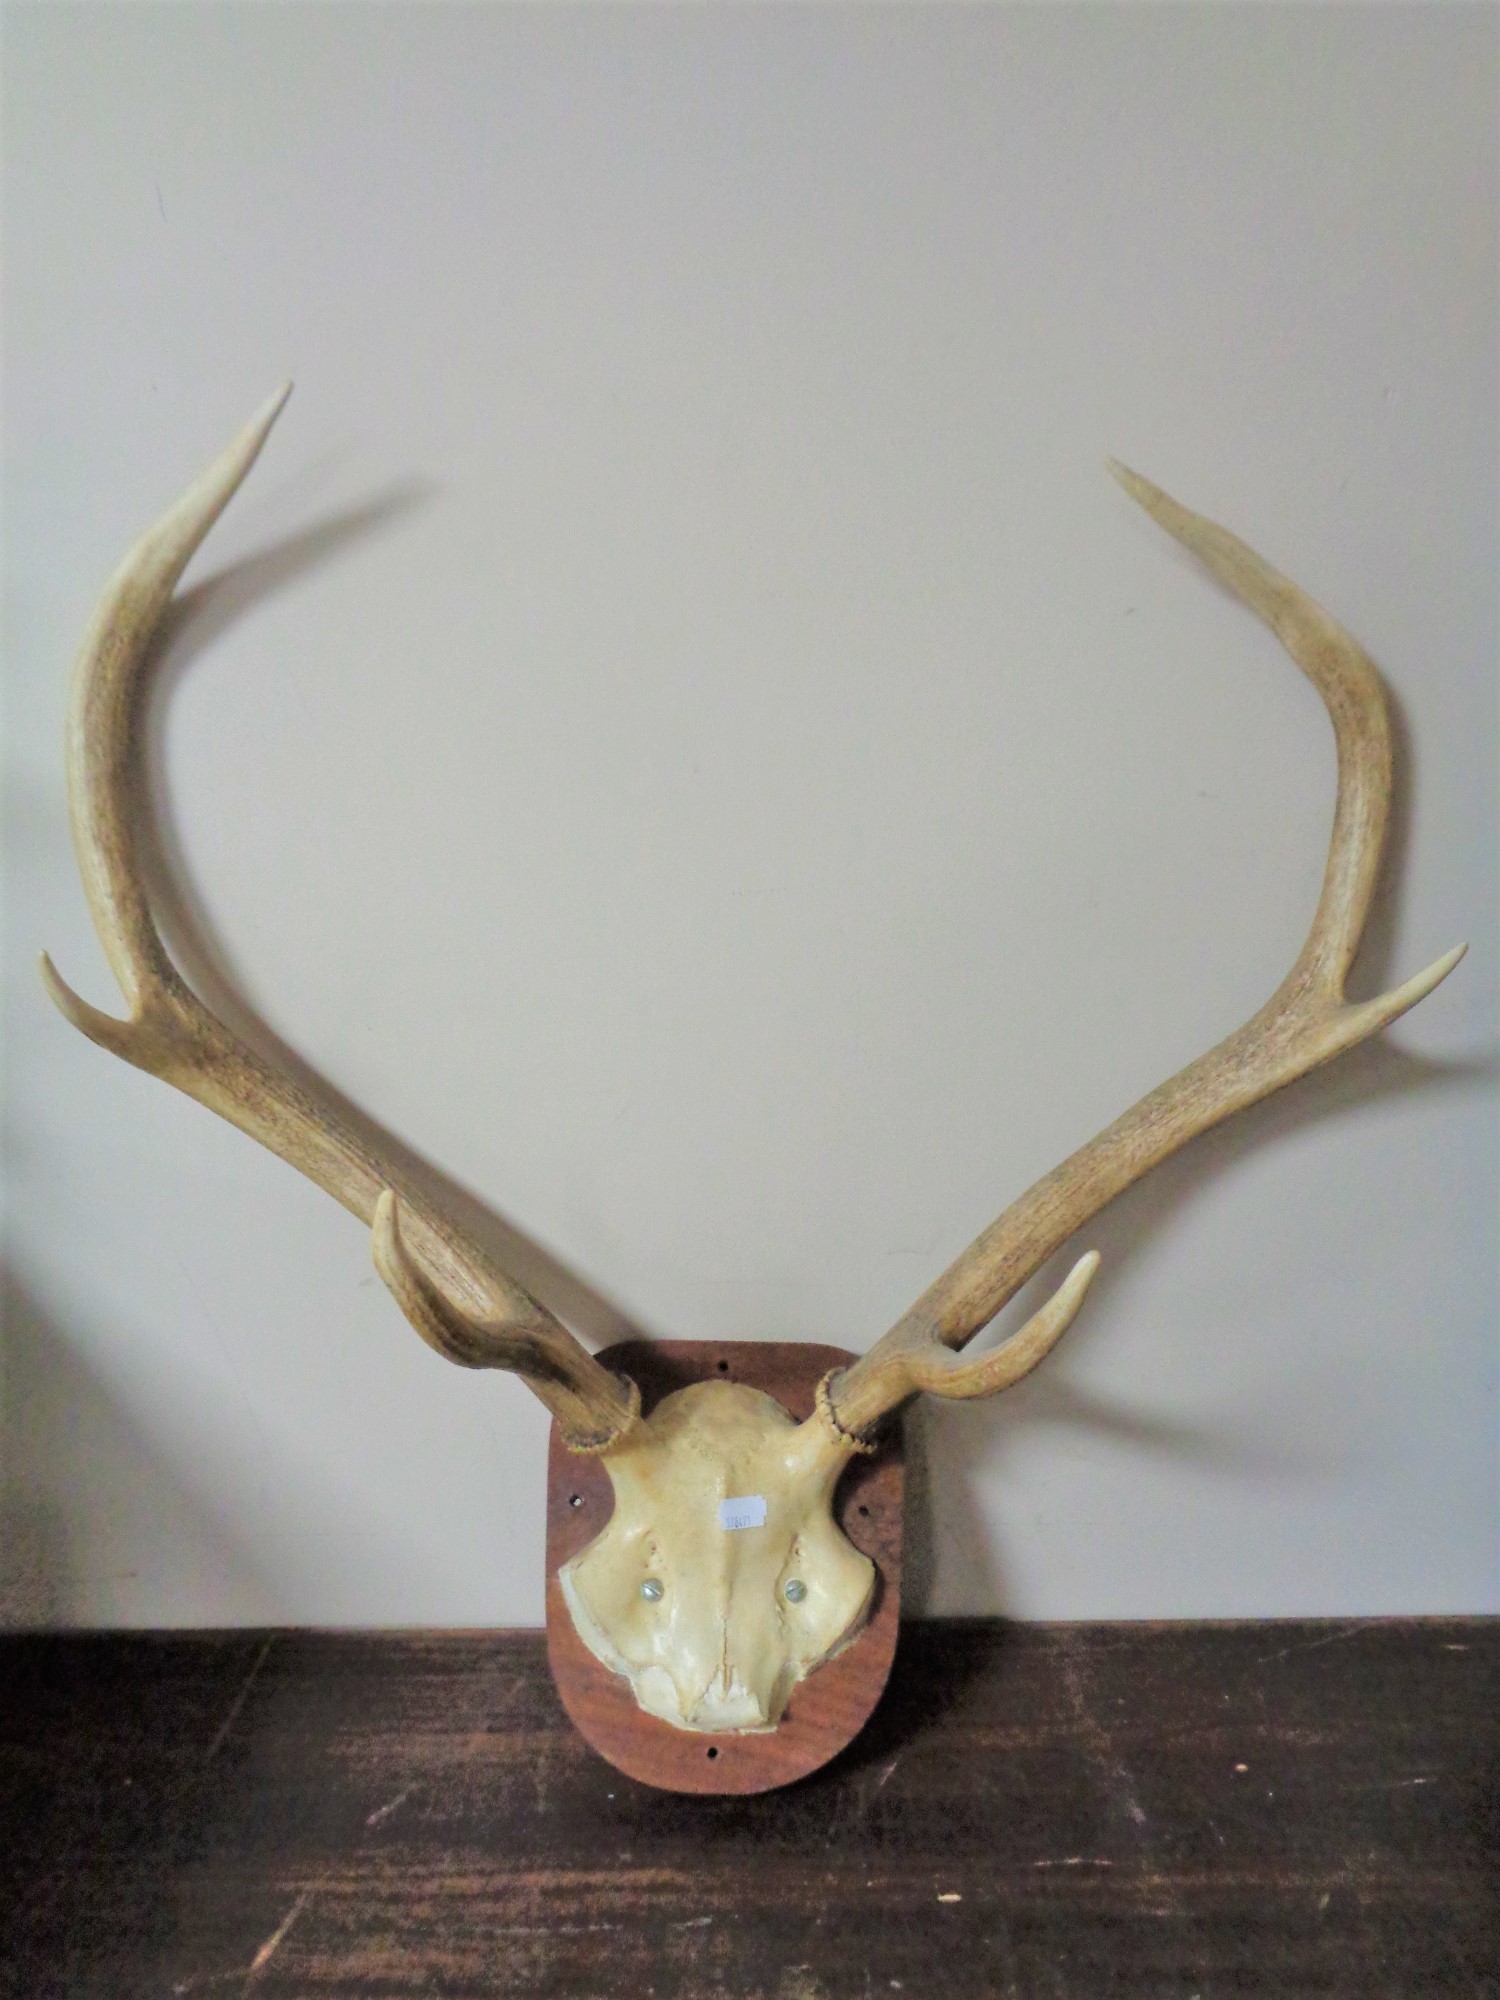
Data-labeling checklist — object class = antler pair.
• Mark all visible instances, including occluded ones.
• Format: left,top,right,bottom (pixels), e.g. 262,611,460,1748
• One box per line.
44,393,1464,1455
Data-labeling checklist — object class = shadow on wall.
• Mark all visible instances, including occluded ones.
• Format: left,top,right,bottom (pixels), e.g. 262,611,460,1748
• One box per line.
0,1265,274,1629
142,494,655,1354
901,1023,1492,1617
140,486,1491,1384
900,1398,1008,1617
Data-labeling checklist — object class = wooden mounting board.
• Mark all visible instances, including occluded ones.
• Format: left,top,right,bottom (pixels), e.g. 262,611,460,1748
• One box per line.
544,1339,904,1794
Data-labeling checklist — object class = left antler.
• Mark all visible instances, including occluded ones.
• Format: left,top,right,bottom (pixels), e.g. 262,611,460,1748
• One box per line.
824,464,1465,1443
41,389,639,1452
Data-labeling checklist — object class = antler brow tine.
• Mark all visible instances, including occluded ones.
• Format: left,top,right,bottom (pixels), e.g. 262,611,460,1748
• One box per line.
825,464,1465,1441
43,391,639,1455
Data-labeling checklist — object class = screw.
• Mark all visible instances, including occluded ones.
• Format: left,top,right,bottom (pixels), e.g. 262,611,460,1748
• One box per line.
784,1579,807,1603
641,1579,664,1602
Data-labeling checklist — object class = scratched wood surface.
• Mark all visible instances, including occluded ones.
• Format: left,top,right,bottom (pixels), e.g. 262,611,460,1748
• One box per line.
0,1620,1495,1998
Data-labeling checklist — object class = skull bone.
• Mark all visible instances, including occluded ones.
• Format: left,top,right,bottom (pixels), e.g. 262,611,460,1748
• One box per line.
560,1380,874,1732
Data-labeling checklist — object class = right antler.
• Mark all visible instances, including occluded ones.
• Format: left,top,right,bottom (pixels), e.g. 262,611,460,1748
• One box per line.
824,463,1466,1443
41,389,639,1453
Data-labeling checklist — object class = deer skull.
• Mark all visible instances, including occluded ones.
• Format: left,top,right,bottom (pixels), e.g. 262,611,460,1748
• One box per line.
45,389,1464,1737
559,1380,874,1731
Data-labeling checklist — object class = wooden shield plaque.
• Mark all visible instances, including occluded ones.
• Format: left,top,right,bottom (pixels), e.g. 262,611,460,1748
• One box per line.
545,1340,905,1795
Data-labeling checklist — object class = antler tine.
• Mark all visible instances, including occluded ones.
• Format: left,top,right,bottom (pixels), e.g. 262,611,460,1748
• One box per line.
825,466,1466,1443
42,393,639,1454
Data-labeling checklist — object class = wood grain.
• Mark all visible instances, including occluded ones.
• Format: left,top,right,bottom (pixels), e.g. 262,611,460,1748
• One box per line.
1,1619,1494,1997
545,1341,904,1794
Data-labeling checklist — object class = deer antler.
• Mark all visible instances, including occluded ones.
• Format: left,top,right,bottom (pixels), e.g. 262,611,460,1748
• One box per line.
41,389,639,1453
825,463,1466,1442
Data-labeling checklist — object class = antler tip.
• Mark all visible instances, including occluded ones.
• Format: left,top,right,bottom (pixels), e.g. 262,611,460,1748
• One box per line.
1347,940,1469,1042
39,952,135,1052
242,381,294,456
371,1185,401,1262
38,949,68,1011
1105,456,1153,500
1107,457,1189,534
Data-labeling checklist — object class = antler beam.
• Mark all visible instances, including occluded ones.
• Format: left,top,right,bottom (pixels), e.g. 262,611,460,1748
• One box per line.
41,390,639,1453
826,464,1465,1441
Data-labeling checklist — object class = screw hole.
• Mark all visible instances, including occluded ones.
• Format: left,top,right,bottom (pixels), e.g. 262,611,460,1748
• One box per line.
716,1360,730,1374
706,1746,720,1760
857,1504,870,1518
568,1494,584,1509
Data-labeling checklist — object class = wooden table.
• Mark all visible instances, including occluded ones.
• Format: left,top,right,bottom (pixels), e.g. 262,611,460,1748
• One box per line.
2,1619,1494,1997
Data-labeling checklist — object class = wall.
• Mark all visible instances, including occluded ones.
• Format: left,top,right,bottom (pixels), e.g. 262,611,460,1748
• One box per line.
4,4,1495,1627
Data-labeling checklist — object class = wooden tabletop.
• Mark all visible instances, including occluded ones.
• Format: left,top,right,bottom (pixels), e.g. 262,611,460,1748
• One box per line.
1,1619,1495,1997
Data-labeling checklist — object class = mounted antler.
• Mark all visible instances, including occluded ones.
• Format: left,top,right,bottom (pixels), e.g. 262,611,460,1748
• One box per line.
47,395,1464,1752
41,387,639,1453
824,462,1466,1442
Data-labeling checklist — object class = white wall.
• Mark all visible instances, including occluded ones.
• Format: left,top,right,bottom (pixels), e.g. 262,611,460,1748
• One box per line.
4,4,1494,1629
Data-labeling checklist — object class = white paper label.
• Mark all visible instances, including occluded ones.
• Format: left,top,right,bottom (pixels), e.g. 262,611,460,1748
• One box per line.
718,1494,767,1531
